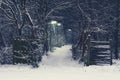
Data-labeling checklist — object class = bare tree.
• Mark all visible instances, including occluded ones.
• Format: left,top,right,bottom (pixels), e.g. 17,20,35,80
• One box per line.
0,0,33,37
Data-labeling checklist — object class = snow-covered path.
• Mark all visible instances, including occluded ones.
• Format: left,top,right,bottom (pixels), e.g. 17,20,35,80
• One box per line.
42,45,79,67
0,45,120,80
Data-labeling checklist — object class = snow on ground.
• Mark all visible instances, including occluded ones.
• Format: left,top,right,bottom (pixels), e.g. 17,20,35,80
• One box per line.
42,45,79,67
0,45,120,80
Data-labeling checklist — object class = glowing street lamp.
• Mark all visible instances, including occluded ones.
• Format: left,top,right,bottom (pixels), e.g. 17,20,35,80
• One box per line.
50,20,57,25
57,23,62,26
49,20,62,27
68,29,72,31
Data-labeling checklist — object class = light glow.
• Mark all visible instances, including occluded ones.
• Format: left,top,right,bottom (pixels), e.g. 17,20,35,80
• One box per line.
50,20,57,25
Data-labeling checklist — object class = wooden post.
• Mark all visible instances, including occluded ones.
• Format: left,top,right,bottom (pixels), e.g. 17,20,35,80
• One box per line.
110,39,112,65
86,35,91,66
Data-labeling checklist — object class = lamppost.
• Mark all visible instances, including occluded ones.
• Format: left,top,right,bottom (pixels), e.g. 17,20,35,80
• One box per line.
67,29,72,44
56,23,62,47
48,20,57,51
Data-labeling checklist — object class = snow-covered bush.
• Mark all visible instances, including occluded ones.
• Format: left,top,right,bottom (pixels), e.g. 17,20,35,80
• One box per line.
0,46,13,64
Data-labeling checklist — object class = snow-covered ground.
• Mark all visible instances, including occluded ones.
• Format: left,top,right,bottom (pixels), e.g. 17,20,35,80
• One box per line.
0,45,120,80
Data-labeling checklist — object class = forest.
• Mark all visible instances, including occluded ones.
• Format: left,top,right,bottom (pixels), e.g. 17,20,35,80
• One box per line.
0,0,120,67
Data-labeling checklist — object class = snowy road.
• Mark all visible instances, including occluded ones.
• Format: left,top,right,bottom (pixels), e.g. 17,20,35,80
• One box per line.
0,45,120,80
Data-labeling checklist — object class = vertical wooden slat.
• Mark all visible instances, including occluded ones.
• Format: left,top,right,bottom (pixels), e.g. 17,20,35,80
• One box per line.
110,39,112,65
